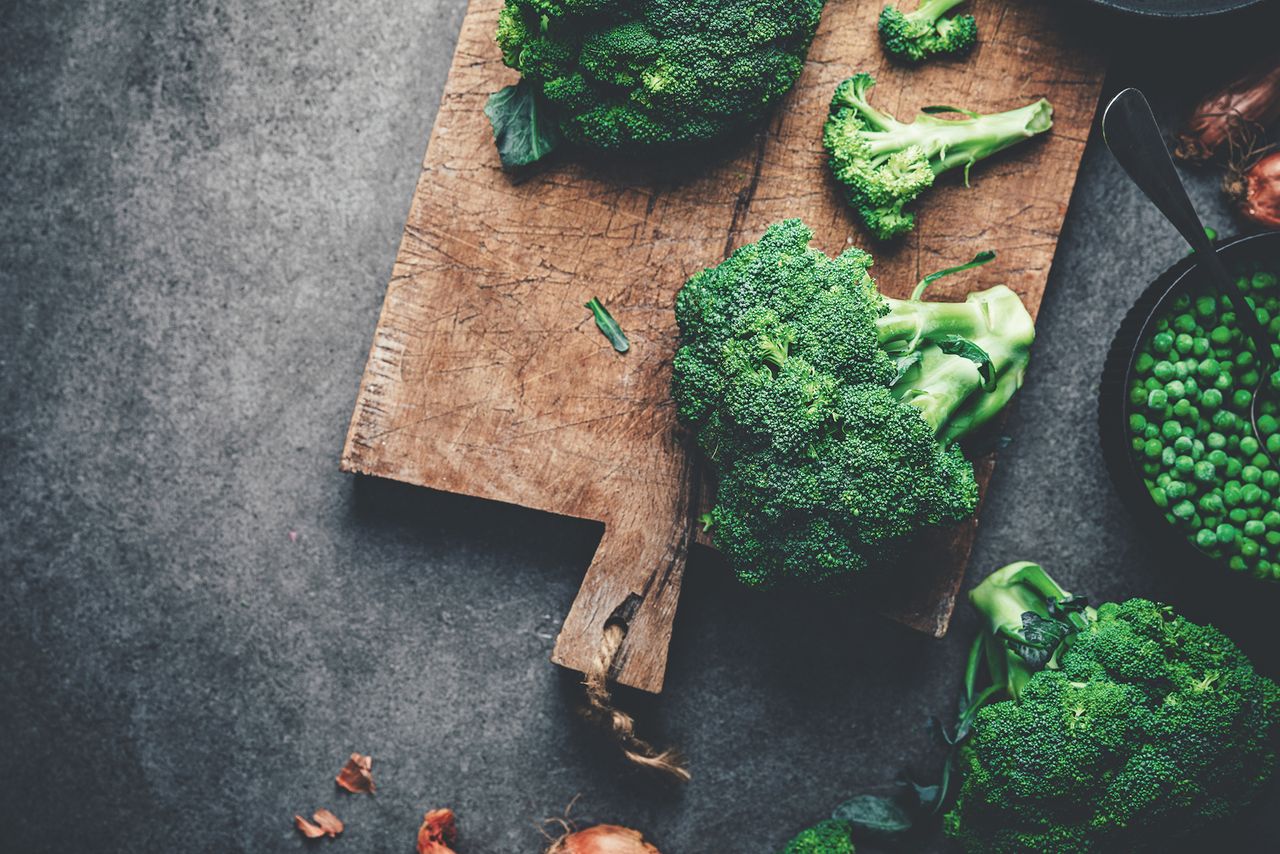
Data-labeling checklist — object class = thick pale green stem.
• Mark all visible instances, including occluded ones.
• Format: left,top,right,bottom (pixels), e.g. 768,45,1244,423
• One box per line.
879,285,1035,443
863,99,1053,173
970,562,1072,700
911,0,971,23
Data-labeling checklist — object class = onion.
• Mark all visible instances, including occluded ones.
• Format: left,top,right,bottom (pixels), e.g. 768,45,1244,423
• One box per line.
1175,56,1280,163
547,824,662,854
416,808,458,854
1226,149,1280,230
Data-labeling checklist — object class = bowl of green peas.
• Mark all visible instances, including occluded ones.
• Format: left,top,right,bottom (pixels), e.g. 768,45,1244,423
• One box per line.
1101,230,1280,582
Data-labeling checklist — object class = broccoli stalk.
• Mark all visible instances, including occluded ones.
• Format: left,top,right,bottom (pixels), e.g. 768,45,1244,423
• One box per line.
880,285,1034,445
968,561,1096,700
824,73,1053,240
878,0,978,64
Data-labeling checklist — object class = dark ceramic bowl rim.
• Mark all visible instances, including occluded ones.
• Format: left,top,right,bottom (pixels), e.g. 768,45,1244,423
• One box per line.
1080,0,1265,19
1099,230,1280,581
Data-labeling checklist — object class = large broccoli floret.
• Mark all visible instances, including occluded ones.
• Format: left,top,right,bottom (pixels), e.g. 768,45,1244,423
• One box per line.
878,0,977,64
486,0,826,166
780,818,856,853
823,73,1053,240
672,219,1034,588
945,562,1280,853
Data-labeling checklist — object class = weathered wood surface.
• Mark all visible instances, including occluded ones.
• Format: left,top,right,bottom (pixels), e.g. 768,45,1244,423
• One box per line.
341,0,1105,693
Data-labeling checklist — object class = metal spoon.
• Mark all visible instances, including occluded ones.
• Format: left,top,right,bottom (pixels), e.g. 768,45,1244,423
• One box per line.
1102,87,1277,463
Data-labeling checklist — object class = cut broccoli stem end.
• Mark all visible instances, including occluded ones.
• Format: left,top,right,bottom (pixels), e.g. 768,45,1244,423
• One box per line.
929,99,1054,176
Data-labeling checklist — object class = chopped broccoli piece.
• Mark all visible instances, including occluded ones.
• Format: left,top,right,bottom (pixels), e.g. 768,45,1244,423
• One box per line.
487,0,826,166
823,73,1053,240
672,219,1034,587
878,0,977,64
781,819,856,853
944,562,1280,852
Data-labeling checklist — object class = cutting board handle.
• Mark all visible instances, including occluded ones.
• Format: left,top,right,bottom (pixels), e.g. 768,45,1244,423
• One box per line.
552,484,697,694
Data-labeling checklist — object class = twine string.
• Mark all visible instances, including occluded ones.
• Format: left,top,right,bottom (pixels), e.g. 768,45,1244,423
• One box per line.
581,621,690,782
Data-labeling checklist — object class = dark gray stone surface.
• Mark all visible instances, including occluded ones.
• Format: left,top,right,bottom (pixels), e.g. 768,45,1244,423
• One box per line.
3,2,1278,852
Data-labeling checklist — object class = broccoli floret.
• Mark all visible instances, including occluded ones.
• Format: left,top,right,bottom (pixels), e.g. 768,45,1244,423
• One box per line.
781,819,856,853
878,0,977,64
945,562,1280,852
487,1,826,166
672,219,1034,587
823,73,1053,240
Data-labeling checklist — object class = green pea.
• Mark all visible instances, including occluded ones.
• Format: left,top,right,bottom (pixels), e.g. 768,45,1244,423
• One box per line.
1153,361,1175,381
1148,389,1169,410
1134,352,1155,374
1195,529,1218,549
1167,380,1187,400
1242,436,1261,456
1172,500,1196,520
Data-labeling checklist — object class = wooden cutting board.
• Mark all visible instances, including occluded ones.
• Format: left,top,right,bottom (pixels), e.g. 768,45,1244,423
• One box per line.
341,0,1104,693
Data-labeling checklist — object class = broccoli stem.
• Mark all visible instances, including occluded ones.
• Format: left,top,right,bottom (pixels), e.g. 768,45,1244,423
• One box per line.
968,562,1098,700
877,285,1035,444
908,0,970,24
835,83,1053,178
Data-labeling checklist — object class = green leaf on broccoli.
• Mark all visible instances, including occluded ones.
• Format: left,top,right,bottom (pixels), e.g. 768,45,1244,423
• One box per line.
934,334,996,392
484,79,561,169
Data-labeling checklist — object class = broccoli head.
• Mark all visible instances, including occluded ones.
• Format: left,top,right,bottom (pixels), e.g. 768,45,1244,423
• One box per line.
823,73,1053,240
780,818,856,853
878,0,977,64
487,0,825,166
672,219,1034,587
945,562,1280,852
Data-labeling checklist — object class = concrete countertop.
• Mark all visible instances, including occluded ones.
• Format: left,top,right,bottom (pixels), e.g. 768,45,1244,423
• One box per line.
3,2,1277,851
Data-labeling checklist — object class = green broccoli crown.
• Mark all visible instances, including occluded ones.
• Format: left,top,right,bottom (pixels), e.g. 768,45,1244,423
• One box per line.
823,73,1053,240
672,220,1034,587
878,0,977,64
946,564,1280,852
495,0,825,151
781,818,856,853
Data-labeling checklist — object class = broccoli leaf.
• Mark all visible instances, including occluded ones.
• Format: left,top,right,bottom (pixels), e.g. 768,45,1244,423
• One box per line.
911,251,996,301
1006,612,1073,668
890,351,923,386
831,794,913,836
934,334,996,391
484,80,561,169
585,297,629,353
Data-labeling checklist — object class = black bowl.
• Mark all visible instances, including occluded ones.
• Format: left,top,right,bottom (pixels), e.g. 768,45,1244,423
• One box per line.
1080,0,1265,17
1099,230,1280,583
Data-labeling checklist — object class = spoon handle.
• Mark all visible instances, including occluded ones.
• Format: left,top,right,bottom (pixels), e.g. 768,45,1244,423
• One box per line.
1102,88,1272,371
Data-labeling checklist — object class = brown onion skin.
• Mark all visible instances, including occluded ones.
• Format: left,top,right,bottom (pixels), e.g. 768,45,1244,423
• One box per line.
1175,57,1280,163
1228,150,1280,230
547,824,662,854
